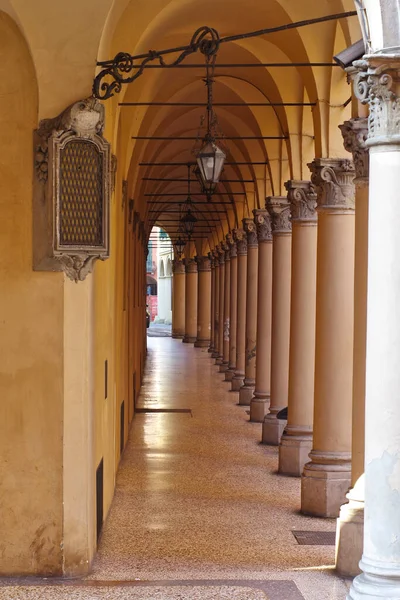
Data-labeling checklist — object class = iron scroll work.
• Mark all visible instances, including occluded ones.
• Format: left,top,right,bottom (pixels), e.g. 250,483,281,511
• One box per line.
92,12,357,100
33,97,111,282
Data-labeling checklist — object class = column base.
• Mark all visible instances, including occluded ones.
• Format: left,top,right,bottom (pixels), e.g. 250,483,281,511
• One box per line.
231,373,244,391
194,338,210,348
172,333,184,339
215,355,223,365
278,428,313,476
301,451,351,518
336,476,364,577
239,381,255,406
262,413,286,445
208,345,214,353
225,368,235,381
347,563,400,600
183,335,197,343
211,350,219,358
249,395,269,423
219,361,229,373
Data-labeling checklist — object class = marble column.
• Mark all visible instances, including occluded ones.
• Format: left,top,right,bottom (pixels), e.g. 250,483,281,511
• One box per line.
262,197,292,445
172,259,186,339
301,157,355,517
220,238,231,373
226,235,238,381
212,249,220,359
216,244,225,366
231,229,248,392
195,255,212,348
347,57,400,600
279,181,317,475
183,258,198,344
208,251,216,353
239,218,258,406
335,118,369,577
250,209,273,422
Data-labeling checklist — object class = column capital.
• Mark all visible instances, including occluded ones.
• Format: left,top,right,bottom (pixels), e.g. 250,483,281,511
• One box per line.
185,258,198,274
233,228,247,256
285,180,317,223
266,196,292,234
224,234,233,262
196,255,211,272
253,208,272,242
227,233,237,259
172,259,185,275
216,242,226,265
353,55,400,147
339,118,369,185
207,251,215,268
242,217,258,248
308,158,355,214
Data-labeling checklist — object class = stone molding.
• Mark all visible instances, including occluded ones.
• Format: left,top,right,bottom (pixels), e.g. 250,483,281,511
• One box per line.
353,56,400,147
172,259,185,275
285,180,317,223
253,208,273,242
308,158,355,214
185,258,198,274
233,228,247,256
196,255,211,272
266,196,292,234
339,118,369,185
242,218,258,248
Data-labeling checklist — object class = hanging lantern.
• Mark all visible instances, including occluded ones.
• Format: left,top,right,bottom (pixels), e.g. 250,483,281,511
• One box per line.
196,140,226,188
193,164,217,199
181,207,197,238
174,235,186,259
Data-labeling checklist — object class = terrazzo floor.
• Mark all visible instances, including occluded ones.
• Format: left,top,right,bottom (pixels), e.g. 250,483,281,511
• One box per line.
0,337,351,599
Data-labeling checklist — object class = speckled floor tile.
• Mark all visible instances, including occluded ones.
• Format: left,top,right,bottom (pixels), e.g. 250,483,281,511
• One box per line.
1,338,351,600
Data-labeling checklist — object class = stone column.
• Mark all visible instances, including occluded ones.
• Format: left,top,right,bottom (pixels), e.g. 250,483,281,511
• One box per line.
250,209,273,422
172,259,186,339
226,235,238,381
279,181,317,475
216,244,225,365
239,218,258,406
208,251,216,353
347,57,400,600
262,197,292,444
212,249,220,359
301,158,355,517
220,238,231,373
335,118,369,577
195,255,212,348
231,229,247,392
183,258,198,344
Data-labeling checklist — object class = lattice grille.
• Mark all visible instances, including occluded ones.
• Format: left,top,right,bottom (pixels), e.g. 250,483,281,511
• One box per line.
59,140,103,246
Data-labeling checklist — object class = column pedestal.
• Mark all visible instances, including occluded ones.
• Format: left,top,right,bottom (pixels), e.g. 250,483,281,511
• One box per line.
262,197,292,445
239,219,258,406
279,428,313,477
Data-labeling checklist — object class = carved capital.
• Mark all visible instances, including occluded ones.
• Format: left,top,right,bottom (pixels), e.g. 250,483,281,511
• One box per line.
233,228,247,256
216,243,226,265
228,233,238,259
242,218,258,248
224,234,233,261
253,209,272,242
185,258,198,274
339,118,369,185
172,259,185,275
308,158,355,213
353,56,400,147
196,255,211,272
207,251,215,268
266,196,292,234
284,180,317,223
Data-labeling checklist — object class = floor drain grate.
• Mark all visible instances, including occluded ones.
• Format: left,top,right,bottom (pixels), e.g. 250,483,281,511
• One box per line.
135,408,192,415
292,530,336,546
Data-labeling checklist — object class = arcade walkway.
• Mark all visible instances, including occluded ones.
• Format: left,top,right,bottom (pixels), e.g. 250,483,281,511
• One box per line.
0,337,350,600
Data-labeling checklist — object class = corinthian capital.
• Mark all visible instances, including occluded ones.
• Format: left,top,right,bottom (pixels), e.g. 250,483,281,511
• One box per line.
266,196,292,234
172,259,185,275
217,242,226,265
353,56,400,146
185,258,197,274
284,180,317,223
308,158,355,214
253,209,272,242
196,255,211,272
233,228,247,256
228,232,238,259
242,218,258,248
339,118,369,184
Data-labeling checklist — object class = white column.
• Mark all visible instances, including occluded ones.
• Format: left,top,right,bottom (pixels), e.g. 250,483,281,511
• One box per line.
347,56,400,600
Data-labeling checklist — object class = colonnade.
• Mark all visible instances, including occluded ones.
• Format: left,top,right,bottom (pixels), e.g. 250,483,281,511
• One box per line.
170,78,400,594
